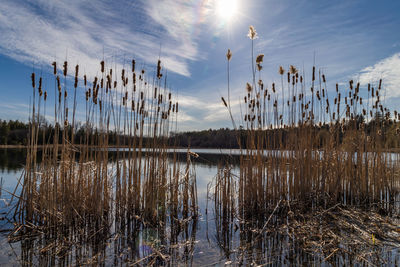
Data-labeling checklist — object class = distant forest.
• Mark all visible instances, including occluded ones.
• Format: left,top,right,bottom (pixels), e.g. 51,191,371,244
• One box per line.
1,115,400,149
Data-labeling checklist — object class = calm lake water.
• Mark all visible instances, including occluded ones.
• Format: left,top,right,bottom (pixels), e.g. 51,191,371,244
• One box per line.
0,148,398,266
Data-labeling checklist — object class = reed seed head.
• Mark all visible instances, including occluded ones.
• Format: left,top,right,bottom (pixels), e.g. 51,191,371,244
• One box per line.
279,66,285,75
247,25,258,40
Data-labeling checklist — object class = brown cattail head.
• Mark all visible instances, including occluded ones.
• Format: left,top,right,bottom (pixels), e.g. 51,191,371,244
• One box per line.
379,79,382,90
322,74,326,83
226,49,232,61
289,65,297,74
132,59,135,73
74,65,79,88
312,66,315,81
57,76,61,92
38,77,42,91
157,59,162,79
44,91,47,101
246,82,252,93
221,97,227,107
63,61,67,76
52,62,57,75
84,75,87,86
100,61,105,73
256,54,264,64
31,73,35,88
279,66,285,75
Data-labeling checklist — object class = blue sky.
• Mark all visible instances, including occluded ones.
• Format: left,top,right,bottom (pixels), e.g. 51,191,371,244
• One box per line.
0,0,399,131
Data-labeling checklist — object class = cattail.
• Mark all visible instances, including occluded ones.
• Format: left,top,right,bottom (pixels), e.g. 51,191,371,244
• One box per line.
221,97,227,107
44,91,47,101
64,90,67,98
132,59,135,72
287,72,290,83
140,91,143,100
63,61,67,76
349,80,353,90
289,65,297,74
226,49,232,61
378,79,382,90
300,76,303,83
100,61,105,73
312,66,315,81
256,54,264,64
114,81,117,89
176,102,179,112
157,59,162,79
57,76,61,92
247,25,258,39
38,77,42,92
246,83,252,93
272,83,275,93
74,65,79,88
52,62,57,75
84,75,87,86
31,73,35,88
279,66,285,75
336,83,339,92
322,74,326,83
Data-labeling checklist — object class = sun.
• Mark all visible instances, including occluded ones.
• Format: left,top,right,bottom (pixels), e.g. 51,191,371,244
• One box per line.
216,0,239,21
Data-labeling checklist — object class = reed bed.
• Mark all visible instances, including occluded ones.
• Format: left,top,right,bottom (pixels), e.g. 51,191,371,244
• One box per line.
10,58,198,265
211,25,400,264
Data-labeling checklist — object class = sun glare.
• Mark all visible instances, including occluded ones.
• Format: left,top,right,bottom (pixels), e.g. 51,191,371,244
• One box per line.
217,0,238,21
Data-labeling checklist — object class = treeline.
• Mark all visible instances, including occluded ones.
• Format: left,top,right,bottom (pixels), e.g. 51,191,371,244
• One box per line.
1,115,400,149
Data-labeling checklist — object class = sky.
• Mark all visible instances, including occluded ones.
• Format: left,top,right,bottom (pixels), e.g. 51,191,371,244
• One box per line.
0,0,399,131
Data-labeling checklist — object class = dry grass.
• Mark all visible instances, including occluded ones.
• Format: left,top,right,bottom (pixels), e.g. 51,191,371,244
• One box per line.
10,59,198,265
210,25,400,264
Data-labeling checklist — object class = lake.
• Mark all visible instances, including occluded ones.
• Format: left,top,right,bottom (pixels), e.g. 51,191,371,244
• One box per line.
0,148,399,266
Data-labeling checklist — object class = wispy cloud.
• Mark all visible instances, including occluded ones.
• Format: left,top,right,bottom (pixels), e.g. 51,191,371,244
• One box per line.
0,0,208,77
357,53,400,98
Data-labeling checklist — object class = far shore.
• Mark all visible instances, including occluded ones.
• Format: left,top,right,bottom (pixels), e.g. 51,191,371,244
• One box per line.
1,144,400,153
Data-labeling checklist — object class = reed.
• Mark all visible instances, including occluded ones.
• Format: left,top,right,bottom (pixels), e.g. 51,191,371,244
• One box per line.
216,24,400,226
210,26,400,265
11,58,198,265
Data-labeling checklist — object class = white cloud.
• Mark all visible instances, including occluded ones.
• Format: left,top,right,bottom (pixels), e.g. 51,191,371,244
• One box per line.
0,0,209,77
358,53,400,97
